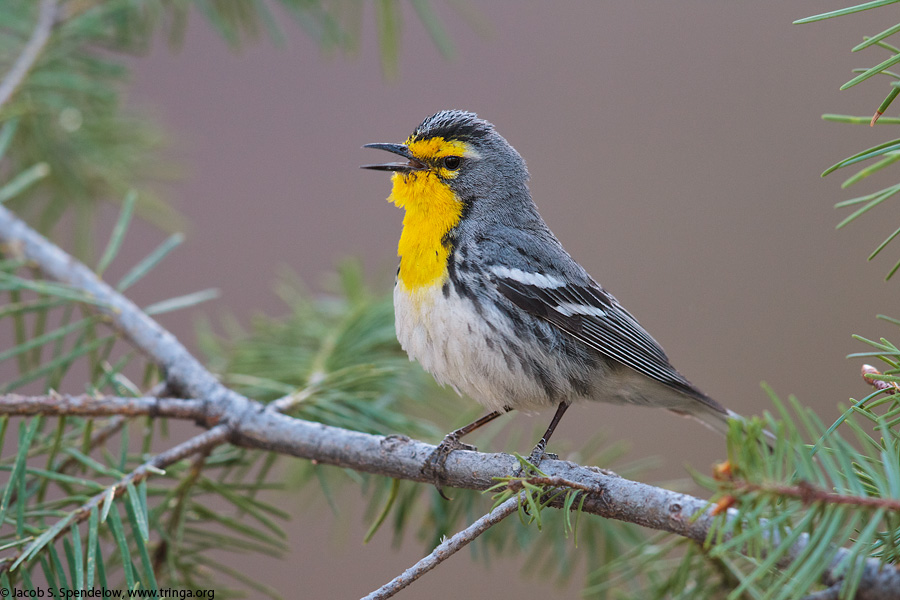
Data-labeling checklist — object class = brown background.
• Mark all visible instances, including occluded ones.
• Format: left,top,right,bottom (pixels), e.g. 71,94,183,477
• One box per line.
115,2,894,597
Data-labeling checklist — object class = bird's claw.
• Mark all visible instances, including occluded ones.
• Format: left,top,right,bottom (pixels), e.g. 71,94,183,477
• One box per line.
421,434,477,499
513,444,558,477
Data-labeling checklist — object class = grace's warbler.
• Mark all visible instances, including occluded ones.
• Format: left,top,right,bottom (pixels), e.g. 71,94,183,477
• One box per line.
363,110,746,485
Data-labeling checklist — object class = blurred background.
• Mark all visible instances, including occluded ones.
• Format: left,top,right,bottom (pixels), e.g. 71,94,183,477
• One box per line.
108,1,895,597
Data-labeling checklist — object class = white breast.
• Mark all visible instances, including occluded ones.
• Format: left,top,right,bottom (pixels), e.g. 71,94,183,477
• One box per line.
393,281,557,412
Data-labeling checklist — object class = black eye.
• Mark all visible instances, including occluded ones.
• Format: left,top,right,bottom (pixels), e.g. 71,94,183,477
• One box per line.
442,156,461,170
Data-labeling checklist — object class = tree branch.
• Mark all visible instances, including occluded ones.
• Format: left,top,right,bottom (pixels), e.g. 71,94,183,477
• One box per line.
0,393,207,420
2,204,899,597
0,0,58,112
861,364,900,395
361,494,522,600
234,412,900,598
732,480,900,513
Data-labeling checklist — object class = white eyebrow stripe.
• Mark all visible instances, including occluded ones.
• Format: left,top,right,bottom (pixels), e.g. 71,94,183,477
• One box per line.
552,302,606,318
491,266,565,289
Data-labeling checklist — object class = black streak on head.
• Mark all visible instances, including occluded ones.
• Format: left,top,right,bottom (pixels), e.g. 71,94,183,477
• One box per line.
410,110,494,144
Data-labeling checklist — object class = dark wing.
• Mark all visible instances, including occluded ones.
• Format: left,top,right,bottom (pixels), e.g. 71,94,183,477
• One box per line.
494,273,707,401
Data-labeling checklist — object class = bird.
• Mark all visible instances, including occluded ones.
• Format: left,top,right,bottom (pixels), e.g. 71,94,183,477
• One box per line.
362,110,746,486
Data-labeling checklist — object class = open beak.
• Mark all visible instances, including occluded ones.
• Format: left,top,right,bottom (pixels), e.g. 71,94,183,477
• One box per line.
361,143,427,173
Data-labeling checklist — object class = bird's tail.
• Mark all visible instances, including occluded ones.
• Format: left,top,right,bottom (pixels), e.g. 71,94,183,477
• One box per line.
675,407,777,448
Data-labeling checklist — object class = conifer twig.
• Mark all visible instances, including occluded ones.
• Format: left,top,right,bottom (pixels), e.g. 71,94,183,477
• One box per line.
54,416,126,473
0,0,57,111
153,448,213,573
861,364,900,394
731,480,900,512
800,584,841,600
361,494,522,600
0,393,208,420
54,383,168,473
0,425,229,574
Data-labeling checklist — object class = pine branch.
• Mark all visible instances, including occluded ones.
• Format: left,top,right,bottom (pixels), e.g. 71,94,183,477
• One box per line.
2,205,899,597
0,393,207,420
861,363,900,394
1,425,230,574
0,0,57,112
152,449,211,574
52,415,125,474
730,480,900,512
362,494,523,600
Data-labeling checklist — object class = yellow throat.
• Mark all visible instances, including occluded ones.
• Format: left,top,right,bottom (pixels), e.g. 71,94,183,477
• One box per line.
388,137,470,292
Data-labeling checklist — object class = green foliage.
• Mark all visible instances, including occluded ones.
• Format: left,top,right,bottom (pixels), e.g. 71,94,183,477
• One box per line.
0,0,465,259
796,0,900,279
569,398,898,600
198,263,444,437
584,535,739,600
0,198,280,595
0,203,446,596
693,391,900,600
0,1,173,259
0,186,199,397
0,413,295,597
475,389,900,600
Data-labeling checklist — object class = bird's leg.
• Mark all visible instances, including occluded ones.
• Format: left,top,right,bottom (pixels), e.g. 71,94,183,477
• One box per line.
422,407,511,499
519,401,571,475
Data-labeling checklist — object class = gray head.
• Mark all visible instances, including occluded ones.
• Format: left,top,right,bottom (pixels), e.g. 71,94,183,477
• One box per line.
362,110,533,221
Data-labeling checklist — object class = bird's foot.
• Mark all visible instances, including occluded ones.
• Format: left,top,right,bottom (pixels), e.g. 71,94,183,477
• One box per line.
513,442,558,477
421,433,477,500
